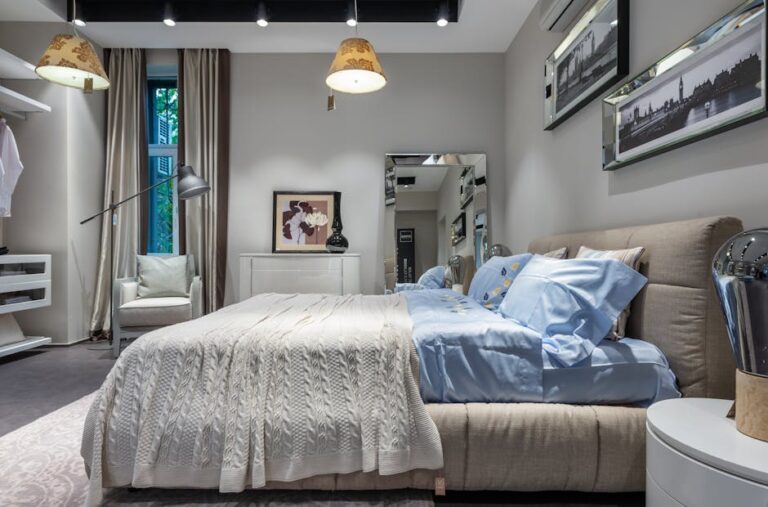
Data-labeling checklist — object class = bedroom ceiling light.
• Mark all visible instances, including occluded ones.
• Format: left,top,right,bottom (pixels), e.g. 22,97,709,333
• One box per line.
436,1,449,26
346,0,358,26
35,1,109,93
163,2,176,26
74,18,86,27
326,0,386,95
256,1,269,27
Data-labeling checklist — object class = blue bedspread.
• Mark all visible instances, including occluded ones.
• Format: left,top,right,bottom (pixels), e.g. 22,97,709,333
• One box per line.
404,289,680,406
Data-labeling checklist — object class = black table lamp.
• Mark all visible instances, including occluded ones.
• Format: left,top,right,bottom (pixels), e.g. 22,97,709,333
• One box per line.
81,164,210,341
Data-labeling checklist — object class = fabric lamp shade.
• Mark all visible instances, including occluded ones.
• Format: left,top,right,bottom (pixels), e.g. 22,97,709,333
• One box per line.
177,165,210,200
35,34,109,91
326,37,386,94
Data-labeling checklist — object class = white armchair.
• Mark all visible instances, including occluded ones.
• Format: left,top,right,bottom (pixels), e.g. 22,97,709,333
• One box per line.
112,269,202,358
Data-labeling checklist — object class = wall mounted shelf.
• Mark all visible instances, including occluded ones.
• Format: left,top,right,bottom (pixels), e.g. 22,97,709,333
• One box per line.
0,47,50,120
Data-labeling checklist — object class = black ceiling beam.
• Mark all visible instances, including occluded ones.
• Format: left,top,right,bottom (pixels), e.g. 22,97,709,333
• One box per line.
75,0,462,23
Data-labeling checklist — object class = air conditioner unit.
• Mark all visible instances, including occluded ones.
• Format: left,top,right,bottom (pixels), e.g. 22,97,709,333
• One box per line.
538,0,590,32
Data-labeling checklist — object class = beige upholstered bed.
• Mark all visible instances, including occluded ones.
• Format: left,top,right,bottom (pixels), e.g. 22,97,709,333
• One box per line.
252,216,741,493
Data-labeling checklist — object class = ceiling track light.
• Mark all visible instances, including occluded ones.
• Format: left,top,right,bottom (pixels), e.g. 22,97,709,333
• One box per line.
436,1,449,27
163,2,176,26
346,0,357,27
71,0,86,26
256,1,268,27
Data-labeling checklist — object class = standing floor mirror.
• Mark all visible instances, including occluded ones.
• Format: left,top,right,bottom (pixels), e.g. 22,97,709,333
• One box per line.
383,153,489,293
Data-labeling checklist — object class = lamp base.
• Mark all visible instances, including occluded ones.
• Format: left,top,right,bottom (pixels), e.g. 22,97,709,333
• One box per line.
735,369,768,442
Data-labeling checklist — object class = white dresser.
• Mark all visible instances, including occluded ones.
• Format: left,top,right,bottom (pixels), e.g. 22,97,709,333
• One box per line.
646,398,768,507
0,254,52,357
239,253,361,301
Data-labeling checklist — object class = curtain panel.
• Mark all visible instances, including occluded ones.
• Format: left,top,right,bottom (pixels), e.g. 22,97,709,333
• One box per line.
89,48,148,336
178,49,230,313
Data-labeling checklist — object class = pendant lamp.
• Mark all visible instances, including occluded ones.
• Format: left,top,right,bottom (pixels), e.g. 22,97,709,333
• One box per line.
36,34,109,93
326,37,386,94
326,0,386,95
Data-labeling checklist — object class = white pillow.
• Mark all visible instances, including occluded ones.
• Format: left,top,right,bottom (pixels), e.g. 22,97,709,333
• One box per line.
137,255,189,298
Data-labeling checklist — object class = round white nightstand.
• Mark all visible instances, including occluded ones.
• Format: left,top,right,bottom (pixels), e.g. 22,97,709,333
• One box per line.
646,398,768,507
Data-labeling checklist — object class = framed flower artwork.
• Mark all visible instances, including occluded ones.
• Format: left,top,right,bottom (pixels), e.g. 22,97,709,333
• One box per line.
272,191,337,253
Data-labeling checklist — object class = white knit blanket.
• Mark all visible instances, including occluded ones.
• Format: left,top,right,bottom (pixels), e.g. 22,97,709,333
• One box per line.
81,293,443,506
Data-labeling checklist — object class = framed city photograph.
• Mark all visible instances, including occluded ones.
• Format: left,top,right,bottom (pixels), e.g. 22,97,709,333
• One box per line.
451,213,466,246
384,166,396,206
603,0,767,170
544,0,629,130
272,191,336,253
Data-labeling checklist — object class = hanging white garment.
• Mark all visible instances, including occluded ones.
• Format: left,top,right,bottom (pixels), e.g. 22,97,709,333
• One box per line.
0,119,24,217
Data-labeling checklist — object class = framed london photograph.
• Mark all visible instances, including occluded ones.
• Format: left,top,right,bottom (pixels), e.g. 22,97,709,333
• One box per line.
272,191,336,253
544,0,629,130
603,0,767,170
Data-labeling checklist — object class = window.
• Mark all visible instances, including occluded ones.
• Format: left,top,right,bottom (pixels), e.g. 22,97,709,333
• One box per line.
147,79,179,255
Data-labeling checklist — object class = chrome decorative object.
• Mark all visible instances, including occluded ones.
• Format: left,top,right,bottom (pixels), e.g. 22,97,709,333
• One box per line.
448,255,466,292
713,229,768,377
487,244,512,260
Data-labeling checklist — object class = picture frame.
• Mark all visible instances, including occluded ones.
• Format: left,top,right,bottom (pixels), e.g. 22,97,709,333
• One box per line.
459,166,475,209
544,0,629,130
384,166,396,206
603,0,767,170
451,213,466,246
272,191,337,253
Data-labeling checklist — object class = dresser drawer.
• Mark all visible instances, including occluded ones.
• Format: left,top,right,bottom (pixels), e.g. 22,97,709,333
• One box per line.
251,269,342,295
251,256,342,272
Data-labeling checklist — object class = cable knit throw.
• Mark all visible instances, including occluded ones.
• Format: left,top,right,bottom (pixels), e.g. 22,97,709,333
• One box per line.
81,293,443,506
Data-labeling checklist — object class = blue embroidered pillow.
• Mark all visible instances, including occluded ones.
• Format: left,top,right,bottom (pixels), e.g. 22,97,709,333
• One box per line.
418,265,446,289
468,253,533,311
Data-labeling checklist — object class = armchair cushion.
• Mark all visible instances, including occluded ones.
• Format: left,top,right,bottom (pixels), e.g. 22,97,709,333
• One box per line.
137,255,189,298
119,297,192,327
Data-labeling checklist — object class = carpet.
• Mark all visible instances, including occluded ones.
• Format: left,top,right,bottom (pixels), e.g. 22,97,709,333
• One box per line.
0,393,433,507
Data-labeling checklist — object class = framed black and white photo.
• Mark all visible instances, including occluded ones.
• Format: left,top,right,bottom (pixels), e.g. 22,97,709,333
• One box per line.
603,0,766,170
451,213,466,246
384,166,396,206
544,0,629,130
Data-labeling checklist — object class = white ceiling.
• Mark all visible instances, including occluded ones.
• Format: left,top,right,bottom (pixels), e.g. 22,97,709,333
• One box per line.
0,0,537,53
396,166,451,193
0,0,61,21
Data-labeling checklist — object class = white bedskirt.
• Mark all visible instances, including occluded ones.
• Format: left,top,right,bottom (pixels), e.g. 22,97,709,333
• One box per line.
81,293,443,505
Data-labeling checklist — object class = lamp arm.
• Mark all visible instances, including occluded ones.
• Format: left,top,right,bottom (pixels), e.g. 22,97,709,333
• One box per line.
80,172,178,225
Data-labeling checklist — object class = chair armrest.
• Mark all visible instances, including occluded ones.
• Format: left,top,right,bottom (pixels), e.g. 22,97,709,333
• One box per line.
190,275,203,318
113,277,139,307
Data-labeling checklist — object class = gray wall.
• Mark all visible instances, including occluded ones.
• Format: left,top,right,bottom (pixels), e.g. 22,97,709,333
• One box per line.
228,53,505,300
0,22,105,344
502,0,766,253
395,210,438,281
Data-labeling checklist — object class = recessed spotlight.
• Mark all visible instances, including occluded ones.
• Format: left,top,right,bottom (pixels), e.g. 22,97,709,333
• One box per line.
436,18,448,27
73,18,86,27
257,18,269,27
163,18,176,27
347,18,358,27
163,2,175,26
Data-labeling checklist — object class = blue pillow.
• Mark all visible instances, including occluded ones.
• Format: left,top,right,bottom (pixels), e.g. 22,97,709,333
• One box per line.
468,254,533,311
498,256,647,367
418,265,446,289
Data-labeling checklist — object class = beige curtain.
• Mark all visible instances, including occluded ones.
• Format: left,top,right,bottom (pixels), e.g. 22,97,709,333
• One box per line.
89,49,148,336
179,49,230,313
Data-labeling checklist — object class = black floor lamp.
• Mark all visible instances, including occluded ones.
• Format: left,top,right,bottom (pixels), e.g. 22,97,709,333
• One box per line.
81,164,210,344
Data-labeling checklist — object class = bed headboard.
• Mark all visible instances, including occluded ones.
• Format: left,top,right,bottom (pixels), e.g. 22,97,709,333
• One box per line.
528,216,742,399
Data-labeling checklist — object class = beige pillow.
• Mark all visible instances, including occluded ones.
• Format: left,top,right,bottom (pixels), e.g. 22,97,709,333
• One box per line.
543,247,568,259
576,245,646,339
137,255,189,298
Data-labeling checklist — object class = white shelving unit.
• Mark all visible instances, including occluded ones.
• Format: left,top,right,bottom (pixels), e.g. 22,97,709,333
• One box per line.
0,47,51,120
0,255,52,358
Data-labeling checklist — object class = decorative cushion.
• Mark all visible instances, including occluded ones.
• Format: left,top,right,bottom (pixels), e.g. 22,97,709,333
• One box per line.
137,255,189,298
576,246,646,339
468,254,533,311
544,247,568,259
498,256,647,367
418,266,446,289
119,297,192,327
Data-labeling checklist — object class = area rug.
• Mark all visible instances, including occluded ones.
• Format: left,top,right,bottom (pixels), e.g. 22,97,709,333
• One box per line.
0,393,433,507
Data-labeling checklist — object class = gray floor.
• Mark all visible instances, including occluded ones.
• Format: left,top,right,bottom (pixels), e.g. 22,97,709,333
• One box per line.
0,341,115,436
0,343,643,506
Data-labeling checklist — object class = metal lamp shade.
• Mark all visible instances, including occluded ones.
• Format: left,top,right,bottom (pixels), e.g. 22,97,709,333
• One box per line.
326,38,386,94
177,165,210,200
712,229,768,377
448,255,467,292
35,34,110,91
